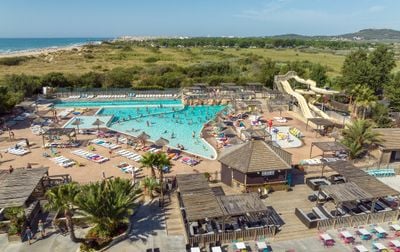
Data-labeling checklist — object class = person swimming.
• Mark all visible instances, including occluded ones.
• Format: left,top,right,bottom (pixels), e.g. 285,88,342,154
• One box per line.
163,130,168,134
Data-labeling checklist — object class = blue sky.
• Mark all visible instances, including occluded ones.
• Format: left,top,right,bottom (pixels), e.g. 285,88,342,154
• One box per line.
0,0,399,37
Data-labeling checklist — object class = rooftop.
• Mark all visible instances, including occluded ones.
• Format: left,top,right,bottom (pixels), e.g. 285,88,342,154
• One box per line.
311,141,349,153
372,128,400,150
0,167,48,208
326,161,399,198
218,140,292,173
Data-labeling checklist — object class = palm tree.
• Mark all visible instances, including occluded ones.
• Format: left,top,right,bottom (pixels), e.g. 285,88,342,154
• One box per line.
45,183,81,242
142,177,160,199
140,152,158,178
341,119,382,159
354,86,377,119
153,152,172,207
75,178,141,235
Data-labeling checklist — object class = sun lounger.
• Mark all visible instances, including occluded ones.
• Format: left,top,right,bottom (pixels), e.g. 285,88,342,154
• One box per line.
91,139,121,150
181,157,199,166
71,149,109,163
117,149,142,162
52,156,75,167
7,147,30,156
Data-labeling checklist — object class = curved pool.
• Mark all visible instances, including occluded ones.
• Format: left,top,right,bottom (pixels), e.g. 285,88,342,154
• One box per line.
98,105,227,159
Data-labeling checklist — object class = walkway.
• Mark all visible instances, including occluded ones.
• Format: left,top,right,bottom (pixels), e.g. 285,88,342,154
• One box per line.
108,201,186,252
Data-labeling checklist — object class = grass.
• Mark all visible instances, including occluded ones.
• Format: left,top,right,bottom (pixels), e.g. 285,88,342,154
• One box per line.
0,45,399,78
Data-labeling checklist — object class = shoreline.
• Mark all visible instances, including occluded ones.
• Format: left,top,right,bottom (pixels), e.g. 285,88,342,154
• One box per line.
0,44,85,58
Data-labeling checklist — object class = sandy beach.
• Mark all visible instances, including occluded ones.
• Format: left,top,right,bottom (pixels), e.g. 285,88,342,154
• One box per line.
0,44,84,58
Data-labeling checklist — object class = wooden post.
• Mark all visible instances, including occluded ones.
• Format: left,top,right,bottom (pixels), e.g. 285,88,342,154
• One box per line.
309,143,313,158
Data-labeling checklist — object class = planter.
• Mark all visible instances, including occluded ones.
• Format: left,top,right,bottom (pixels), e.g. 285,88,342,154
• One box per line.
7,234,21,242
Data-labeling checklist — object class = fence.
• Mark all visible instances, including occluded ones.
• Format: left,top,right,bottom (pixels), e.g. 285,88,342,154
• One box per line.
188,226,276,246
317,210,400,230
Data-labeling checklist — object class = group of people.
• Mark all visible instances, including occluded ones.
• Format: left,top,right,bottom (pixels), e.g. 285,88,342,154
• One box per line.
25,219,46,245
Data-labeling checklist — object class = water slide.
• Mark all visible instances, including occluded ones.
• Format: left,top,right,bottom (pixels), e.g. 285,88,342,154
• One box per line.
275,71,341,123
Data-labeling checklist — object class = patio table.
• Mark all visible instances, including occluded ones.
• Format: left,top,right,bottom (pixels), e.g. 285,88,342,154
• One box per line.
391,224,400,231
211,246,222,252
374,227,388,238
354,245,368,252
390,240,400,248
235,242,246,250
191,247,201,252
256,241,267,250
373,242,388,252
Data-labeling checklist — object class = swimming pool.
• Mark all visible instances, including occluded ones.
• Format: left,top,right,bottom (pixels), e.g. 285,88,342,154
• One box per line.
58,99,227,159
64,116,114,129
98,105,227,159
54,99,182,108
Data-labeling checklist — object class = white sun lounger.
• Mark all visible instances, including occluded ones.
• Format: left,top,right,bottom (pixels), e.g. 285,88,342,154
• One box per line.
7,148,30,156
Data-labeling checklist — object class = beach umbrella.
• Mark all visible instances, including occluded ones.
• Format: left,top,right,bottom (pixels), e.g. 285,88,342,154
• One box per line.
216,122,226,129
71,119,81,133
137,131,150,146
227,137,243,145
92,118,104,131
221,127,237,138
155,137,169,149
26,113,38,121
33,117,46,125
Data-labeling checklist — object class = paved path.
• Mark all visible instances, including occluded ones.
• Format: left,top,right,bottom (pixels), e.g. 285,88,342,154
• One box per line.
107,200,186,252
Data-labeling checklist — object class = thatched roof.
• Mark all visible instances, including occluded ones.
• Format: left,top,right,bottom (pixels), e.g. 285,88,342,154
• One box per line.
307,118,335,127
372,128,400,150
92,118,105,126
312,141,349,153
154,137,169,147
320,182,373,203
218,140,292,173
326,161,399,198
137,131,150,141
0,167,48,208
241,127,271,140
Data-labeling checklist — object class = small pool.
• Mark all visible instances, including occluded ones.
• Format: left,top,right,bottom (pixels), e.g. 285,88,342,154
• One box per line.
54,99,182,108
270,126,303,148
64,116,114,129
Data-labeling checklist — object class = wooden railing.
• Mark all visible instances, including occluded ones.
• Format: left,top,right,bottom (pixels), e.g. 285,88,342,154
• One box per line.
317,210,400,230
188,226,276,246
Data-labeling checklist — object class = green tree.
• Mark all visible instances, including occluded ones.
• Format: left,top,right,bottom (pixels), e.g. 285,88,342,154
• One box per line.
75,178,141,236
309,64,327,87
368,45,396,94
385,72,400,112
341,49,371,91
142,177,160,199
354,86,377,119
41,72,70,87
371,103,393,128
140,152,158,178
152,152,172,207
341,119,382,159
45,183,81,242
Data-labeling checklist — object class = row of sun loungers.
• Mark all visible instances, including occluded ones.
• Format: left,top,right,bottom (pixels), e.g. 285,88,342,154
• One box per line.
366,168,396,177
52,156,76,167
7,147,30,156
90,139,121,150
116,149,143,162
71,149,109,163
66,93,179,100
117,162,142,174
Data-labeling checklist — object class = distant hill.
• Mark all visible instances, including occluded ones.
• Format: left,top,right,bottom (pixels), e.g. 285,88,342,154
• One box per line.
339,29,400,40
272,29,400,41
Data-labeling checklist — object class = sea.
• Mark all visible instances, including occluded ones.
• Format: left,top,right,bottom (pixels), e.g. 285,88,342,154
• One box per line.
0,38,111,54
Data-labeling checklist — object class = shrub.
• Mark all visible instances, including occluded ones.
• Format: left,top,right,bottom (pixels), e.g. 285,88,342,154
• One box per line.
144,56,159,63
0,56,29,66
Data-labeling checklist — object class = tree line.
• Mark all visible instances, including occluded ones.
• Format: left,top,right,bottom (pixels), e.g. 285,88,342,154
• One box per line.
0,57,329,114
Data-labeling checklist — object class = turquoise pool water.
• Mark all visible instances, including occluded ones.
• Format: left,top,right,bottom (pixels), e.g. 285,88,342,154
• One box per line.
54,99,182,108
64,116,113,129
98,105,227,159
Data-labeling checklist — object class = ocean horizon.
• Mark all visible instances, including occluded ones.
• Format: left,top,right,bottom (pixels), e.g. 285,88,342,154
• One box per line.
0,38,112,54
